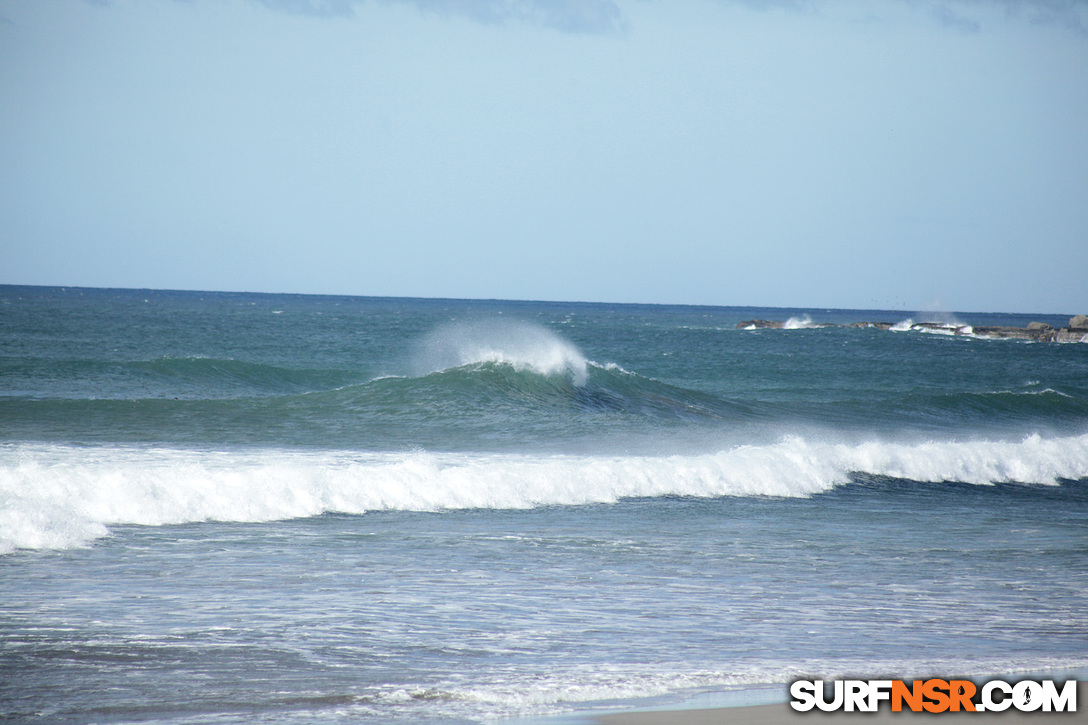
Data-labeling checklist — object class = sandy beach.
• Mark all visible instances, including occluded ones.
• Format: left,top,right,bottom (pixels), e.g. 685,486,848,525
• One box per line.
595,682,1088,724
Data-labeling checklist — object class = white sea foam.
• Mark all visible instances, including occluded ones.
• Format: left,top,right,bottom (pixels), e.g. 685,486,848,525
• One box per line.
3,434,1087,554
917,324,969,337
265,657,1088,721
890,318,975,337
411,319,589,384
420,657,1088,719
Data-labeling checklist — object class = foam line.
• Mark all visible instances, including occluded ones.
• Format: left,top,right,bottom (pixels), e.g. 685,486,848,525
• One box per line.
2,433,1086,553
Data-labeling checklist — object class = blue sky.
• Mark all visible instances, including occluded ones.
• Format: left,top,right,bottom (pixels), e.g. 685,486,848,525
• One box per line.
1,0,1086,313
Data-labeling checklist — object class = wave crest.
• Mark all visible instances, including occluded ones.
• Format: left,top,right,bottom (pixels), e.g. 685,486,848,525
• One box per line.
411,320,590,385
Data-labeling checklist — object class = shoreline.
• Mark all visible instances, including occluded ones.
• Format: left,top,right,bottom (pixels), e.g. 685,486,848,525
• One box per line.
590,681,1088,724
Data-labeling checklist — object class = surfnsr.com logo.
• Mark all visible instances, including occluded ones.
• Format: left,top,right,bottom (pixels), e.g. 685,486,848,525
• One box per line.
790,679,1077,713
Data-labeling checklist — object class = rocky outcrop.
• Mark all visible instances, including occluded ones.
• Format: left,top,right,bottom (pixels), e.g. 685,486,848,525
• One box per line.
970,326,1049,341
737,316,1088,342
737,319,784,329
848,322,895,330
1054,329,1088,342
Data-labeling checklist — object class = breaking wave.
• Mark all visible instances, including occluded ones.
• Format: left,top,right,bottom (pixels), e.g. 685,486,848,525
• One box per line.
411,319,591,385
3,433,1086,553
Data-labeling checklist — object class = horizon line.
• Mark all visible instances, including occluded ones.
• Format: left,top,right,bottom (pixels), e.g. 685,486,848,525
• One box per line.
0,282,1078,319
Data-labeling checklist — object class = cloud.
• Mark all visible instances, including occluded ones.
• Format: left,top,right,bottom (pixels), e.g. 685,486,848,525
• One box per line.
896,0,1088,34
717,0,1088,34
928,3,983,33
251,0,627,33
410,0,625,33
81,0,1088,36
931,0,1088,34
729,0,807,10
994,0,1088,32
253,0,354,17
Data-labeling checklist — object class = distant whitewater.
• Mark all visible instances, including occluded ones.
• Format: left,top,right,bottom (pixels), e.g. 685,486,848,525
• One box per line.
2,287,1086,724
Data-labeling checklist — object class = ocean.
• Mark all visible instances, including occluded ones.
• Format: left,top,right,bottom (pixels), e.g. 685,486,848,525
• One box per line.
1,285,1086,723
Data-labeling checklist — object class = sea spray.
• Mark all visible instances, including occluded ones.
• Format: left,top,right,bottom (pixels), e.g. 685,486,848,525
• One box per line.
784,314,818,329
410,319,590,385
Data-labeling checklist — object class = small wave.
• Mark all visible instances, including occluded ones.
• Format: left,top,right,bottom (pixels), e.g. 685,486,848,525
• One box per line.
411,320,589,385
0,359,750,449
3,433,1086,553
416,658,1088,720
1004,388,1072,398
860,388,1088,433
353,359,743,421
953,388,1077,405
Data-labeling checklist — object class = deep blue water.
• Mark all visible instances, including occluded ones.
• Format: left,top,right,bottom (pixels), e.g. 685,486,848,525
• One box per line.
1,286,1086,722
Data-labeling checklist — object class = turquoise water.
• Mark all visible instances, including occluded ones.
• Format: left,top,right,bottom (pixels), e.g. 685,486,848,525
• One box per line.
1,286,1086,722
